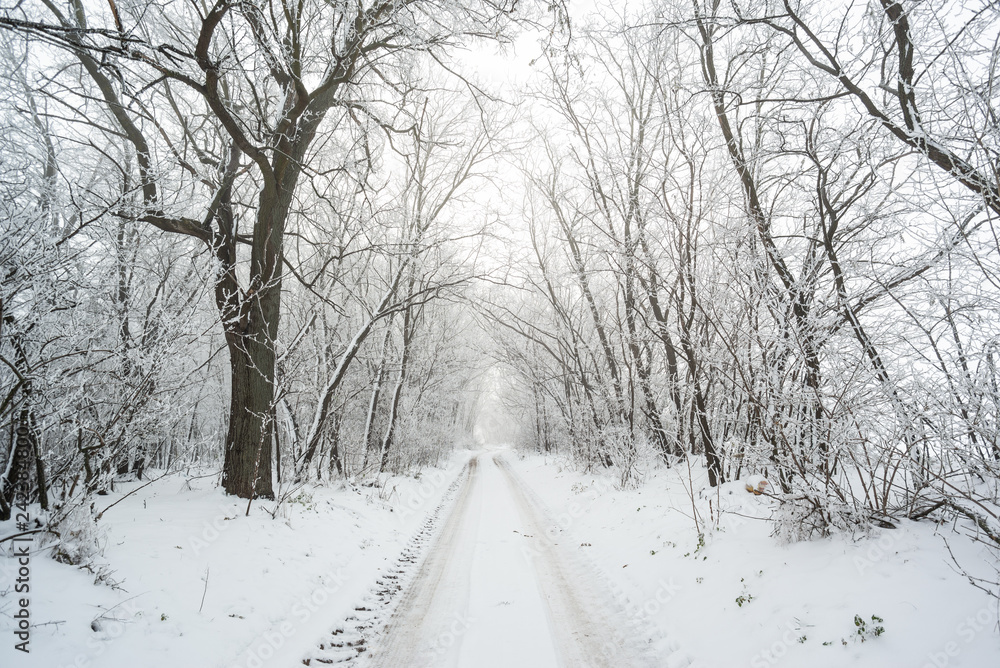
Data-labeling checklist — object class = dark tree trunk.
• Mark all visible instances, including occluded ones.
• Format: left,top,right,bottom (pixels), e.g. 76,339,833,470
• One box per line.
328,410,344,477
1,411,45,519
214,153,284,500
221,324,277,500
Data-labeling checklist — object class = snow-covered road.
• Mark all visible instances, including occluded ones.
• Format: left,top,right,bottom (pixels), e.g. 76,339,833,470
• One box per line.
368,453,642,668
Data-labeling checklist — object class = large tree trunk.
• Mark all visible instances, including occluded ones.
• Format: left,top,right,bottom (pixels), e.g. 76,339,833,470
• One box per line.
214,155,286,500
222,324,277,499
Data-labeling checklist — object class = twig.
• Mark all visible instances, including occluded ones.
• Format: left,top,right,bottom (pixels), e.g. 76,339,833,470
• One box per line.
95,470,173,521
682,454,703,537
942,500,1000,547
0,528,60,544
942,535,1000,600
199,566,210,613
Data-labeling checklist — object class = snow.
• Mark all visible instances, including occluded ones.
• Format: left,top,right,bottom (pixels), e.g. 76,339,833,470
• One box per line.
0,458,466,668
369,454,566,667
507,451,1000,668
2,448,999,668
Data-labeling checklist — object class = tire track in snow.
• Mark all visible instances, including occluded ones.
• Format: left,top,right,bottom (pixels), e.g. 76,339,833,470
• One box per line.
308,453,689,667
301,456,478,666
371,453,683,667
493,454,674,668
363,455,481,667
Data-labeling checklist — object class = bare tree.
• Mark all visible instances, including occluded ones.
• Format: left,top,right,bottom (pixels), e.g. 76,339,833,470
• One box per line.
1,0,521,498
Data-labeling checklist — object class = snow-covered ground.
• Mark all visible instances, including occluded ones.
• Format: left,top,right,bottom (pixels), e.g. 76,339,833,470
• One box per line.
0,456,467,668
366,453,667,668
507,451,1000,668
2,447,999,668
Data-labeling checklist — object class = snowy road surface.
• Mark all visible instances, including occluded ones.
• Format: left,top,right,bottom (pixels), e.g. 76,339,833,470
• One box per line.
368,453,645,668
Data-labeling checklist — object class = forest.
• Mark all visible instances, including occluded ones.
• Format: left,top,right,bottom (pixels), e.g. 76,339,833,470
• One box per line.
1,0,999,638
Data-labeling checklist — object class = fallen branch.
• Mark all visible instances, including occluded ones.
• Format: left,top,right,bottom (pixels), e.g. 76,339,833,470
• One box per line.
95,470,173,521
0,528,60,544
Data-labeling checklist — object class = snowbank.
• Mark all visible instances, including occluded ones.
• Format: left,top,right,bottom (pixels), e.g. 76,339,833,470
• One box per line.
508,451,1000,668
0,456,466,668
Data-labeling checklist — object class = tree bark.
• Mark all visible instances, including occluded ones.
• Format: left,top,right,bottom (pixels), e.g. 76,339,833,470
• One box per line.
221,326,277,499
380,305,415,473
